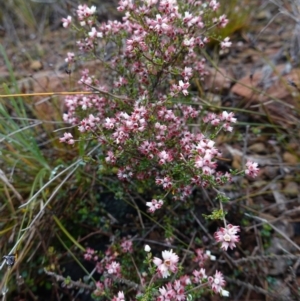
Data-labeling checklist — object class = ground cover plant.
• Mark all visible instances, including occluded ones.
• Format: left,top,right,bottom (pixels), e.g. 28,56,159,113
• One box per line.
0,0,300,301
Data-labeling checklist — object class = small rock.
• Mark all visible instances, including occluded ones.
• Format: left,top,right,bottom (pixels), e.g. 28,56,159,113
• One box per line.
205,93,221,106
284,182,298,197
274,220,294,238
249,142,266,153
256,10,271,20
283,152,298,165
267,237,293,254
271,182,286,211
252,180,267,188
205,67,232,92
268,258,287,276
30,60,43,71
232,156,241,170
264,166,279,179
270,279,291,298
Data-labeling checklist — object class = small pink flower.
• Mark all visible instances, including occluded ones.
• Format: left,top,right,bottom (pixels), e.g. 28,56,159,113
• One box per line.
221,111,236,123
120,239,133,253
223,123,233,132
155,176,173,190
214,224,240,251
62,16,72,28
178,80,190,96
180,275,191,286
104,117,116,129
173,280,185,300
192,268,207,283
83,247,95,260
59,132,75,145
106,261,121,276
245,161,259,178
146,199,164,213
158,284,175,301
93,281,104,297
88,27,103,39
217,14,229,28
112,291,125,301
181,66,193,81
95,281,104,290
208,270,226,293
209,0,220,11
105,151,116,164
158,150,173,164
193,248,209,266
117,166,133,181
153,249,179,278
65,52,75,63
221,37,232,49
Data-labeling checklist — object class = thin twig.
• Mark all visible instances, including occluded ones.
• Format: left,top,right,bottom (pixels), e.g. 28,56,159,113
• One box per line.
0,169,24,203
127,193,145,229
225,277,277,298
44,269,94,291
103,272,141,291
245,214,300,252
219,254,300,264
190,211,213,240
179,231,196,268
130,254,143,288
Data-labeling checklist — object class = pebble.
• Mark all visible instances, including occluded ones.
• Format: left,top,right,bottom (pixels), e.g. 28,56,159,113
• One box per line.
30,60,43,71
249,142,266,153
283,152,298,165
284,182,298,197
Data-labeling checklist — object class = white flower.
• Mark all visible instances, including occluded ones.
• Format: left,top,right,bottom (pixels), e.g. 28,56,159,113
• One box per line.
88,6,97,14
144,245,151,252
62,16,72,28
205,250,216,261
221,289,230,297
221,37,232,49
144,0,158,5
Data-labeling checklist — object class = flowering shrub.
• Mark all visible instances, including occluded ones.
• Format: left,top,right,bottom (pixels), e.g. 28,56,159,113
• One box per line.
58,0,259,300
60,0,237,204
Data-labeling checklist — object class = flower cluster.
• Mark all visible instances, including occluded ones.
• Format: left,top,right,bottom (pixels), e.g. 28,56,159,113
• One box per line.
59,132,75,145
84,245,121,282
193,248,209,266
83,247,98,261
245,160,260,178
146,199,164,213
191,249,227,295
106,261,121,276
120,238,133,253
87,245,229,300
157,280,187,301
